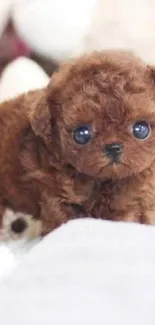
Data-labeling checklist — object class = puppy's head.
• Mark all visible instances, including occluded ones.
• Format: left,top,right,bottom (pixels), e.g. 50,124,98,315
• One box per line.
30,50,155,180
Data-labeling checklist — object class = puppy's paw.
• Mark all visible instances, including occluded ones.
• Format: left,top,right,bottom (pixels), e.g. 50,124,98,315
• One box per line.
70,203,90,219
0,209,42,241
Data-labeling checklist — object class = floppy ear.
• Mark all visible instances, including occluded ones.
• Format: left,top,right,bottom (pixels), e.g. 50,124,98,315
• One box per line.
27,89,52,145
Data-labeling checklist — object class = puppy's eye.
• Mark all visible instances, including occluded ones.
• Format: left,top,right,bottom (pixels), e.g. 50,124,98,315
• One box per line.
132,121,151,140
73,125,92,144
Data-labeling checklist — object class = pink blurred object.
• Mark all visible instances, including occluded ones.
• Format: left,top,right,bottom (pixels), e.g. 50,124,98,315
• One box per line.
0,21,31,63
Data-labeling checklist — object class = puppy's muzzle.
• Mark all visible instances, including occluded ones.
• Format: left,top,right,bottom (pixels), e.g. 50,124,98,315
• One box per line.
104,143,123,162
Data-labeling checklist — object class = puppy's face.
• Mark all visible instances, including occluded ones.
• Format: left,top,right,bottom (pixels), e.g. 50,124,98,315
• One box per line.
31,51,155,180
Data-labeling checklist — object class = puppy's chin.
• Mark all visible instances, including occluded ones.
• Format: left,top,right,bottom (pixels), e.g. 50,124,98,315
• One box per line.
96,162,135,180
73,159,148,180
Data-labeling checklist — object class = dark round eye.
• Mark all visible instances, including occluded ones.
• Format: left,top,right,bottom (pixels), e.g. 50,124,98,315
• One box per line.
132,121,151,140
73,125,92,144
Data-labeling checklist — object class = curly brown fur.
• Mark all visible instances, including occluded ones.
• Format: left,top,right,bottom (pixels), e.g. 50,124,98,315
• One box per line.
0,92,41,234
28,50,155,229
0,89,94,236
2,50,155,237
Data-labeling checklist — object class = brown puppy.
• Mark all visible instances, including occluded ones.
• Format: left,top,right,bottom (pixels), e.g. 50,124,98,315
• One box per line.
2,50,155,238
29,50,155,228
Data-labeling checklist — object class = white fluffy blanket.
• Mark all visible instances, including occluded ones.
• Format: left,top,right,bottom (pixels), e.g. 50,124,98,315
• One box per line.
0,219,155,325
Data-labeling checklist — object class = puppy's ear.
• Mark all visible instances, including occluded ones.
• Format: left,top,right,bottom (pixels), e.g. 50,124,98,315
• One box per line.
27,89,52,144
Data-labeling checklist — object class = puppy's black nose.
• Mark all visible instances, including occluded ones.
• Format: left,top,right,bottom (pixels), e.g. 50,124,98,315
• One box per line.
104,143,123,159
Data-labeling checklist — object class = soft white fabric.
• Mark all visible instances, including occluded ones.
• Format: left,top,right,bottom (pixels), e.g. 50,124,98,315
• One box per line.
0,238,40,280
0,209,41,280
0,219,155,325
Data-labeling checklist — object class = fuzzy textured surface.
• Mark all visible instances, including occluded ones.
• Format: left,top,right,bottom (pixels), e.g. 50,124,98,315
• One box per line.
0,54,48,279
29,50,155,230
0,219,155,325
0,89,53,235
1,50,155,236
0,56,50,237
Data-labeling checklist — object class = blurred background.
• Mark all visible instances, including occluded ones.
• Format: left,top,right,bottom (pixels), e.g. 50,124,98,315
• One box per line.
0,0,155,81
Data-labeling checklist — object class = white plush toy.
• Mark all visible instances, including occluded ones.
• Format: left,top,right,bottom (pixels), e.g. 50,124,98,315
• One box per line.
0,0,154,65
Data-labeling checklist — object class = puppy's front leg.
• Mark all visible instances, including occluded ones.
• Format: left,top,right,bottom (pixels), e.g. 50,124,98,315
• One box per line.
40,194,89,236
38,175,95,235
